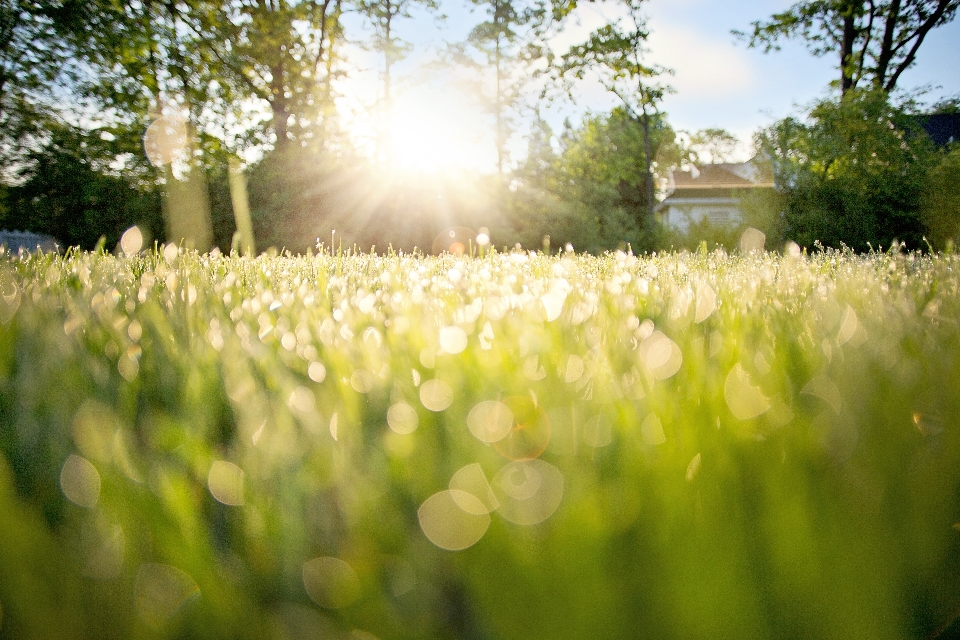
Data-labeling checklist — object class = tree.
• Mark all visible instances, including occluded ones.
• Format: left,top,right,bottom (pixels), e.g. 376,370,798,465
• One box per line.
757,88,937,250
214,0,346,151
920,144,960,250
0,1,85,177
687,128,740,165
502,108,677,252
0,123,163,249
555,0,671,225
455,0,531,174
358,0,441,160
736,0,960,95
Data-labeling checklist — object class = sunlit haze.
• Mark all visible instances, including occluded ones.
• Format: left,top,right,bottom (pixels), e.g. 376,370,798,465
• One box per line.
382,86,497,174
338,0,960,169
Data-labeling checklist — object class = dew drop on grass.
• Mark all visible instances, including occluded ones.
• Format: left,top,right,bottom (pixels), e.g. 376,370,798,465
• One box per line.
837,305,859,345
639,332,682,380
420,379,453,412
694,283,716,323
467,400,513,443
308,361,326,383
387,403,418,434
439,326,468,354
478,322,494,350
498,462,542,500
801,375,843,413
143,115,188,166
163,242,180,264
207,460,245,506
541,293,564,322
686,453,702,482
120,226,144,255
418,490,490,550
740,227,766,253
523,355,546,380
288,386,316,413
493,396,551,461
72,400,120,462
302,557,361,608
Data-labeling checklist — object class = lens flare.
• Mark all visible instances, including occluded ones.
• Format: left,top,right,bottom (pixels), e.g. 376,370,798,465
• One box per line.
493,396,551,461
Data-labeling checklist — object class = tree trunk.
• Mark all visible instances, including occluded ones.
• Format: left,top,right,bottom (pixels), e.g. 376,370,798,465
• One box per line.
270,62,290,150
840,3,857,95
641,106,654,224
874,0,901,89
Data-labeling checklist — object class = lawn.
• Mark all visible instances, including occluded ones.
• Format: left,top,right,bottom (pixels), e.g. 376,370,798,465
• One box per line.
0,244,958,639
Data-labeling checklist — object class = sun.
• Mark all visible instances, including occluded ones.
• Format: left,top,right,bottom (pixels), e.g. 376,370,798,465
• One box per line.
381,87,496,175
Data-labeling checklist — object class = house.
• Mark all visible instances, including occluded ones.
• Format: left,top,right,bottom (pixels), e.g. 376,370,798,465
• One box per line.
656,157,775,232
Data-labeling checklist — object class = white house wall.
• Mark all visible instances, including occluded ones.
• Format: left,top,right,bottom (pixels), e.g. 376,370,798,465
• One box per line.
660,197,744,232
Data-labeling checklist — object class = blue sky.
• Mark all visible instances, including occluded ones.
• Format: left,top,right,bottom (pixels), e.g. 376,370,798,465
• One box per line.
339,0,960,167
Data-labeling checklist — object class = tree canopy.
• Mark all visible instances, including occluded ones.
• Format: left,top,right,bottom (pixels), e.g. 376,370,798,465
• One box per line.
736,0,960,95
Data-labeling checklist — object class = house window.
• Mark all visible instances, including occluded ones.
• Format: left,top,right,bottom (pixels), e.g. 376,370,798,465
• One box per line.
707,209,732,224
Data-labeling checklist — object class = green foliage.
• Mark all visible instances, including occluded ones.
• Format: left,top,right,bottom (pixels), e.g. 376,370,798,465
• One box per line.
0,0,87,175
502,109,676,252
0,125,163,250
757,89,937,251
920,144,960,250
0,247,959,639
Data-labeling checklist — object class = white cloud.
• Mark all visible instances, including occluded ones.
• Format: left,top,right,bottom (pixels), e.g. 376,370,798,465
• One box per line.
648,23,755,98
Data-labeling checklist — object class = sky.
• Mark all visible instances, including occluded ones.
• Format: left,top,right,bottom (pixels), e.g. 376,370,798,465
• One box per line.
338,0,960,168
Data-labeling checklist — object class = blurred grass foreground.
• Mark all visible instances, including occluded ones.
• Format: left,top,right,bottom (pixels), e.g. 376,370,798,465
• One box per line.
0,243,959,640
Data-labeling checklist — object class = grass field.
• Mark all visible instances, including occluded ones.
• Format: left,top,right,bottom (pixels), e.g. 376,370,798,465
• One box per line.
0,244,958,639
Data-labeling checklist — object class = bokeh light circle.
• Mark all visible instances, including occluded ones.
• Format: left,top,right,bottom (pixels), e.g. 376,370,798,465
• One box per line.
418,490,490,550
493,459,564,525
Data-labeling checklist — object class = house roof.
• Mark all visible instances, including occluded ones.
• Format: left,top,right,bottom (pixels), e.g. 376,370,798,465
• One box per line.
914,113,960,147
661,157,774,202
671,164,756,190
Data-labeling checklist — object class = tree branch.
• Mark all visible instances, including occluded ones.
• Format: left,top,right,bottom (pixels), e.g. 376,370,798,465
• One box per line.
885,0,955,91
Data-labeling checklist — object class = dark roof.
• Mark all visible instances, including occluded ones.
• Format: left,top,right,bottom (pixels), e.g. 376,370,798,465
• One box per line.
664,187,759,200
912,113,960,147
671,164,755,189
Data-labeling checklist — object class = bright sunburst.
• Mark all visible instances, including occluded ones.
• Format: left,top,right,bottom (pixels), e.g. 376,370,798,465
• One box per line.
381,86,497,175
